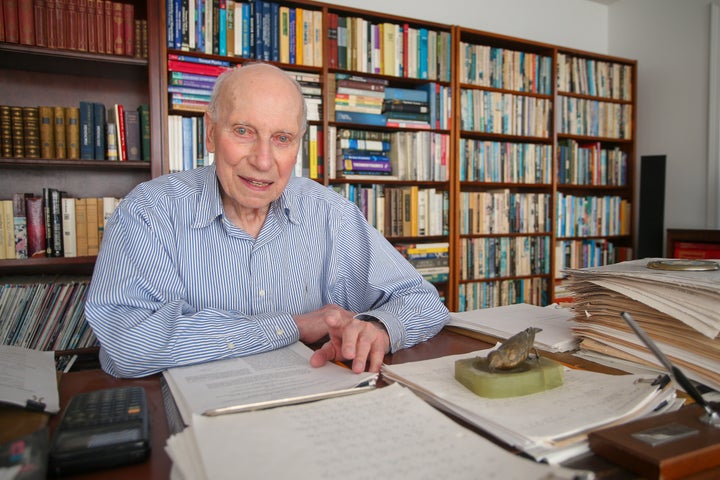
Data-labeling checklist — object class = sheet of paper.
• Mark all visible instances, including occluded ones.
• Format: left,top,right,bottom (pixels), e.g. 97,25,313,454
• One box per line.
163,342,377,425
449,303,579,352
166,383,592,480
381,348,677,463
0,345,59,413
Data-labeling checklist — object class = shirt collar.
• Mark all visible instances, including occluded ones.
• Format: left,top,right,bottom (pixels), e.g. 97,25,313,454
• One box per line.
192,165,300,229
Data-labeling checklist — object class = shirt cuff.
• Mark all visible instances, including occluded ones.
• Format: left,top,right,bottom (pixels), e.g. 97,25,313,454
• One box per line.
355,312,405,353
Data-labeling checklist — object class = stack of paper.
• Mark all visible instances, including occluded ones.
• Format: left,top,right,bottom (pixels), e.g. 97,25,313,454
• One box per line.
448,303,580,352
563,258,720,391
165,383,592,480
381,348,680,464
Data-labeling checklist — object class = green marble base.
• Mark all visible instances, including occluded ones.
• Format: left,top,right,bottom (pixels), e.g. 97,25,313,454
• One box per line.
454,356,564,398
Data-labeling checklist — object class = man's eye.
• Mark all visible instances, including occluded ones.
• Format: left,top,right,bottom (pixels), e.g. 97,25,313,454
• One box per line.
274,134,293,145
235,127,248,136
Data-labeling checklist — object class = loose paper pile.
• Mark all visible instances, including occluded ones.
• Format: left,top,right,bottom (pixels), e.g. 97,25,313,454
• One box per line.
563,258,720,391
381,348,680,464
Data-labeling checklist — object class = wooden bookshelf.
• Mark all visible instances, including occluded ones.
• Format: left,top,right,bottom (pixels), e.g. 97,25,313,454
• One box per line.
1,0,638,348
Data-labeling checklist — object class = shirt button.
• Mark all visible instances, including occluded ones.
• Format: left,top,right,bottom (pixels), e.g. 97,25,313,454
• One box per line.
227,342,235,349
259,289,266,297
276,328,284,336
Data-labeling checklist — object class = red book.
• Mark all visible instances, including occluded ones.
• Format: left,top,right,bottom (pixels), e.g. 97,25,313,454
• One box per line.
25,195,47,258
402,23,409,78
122,2,133,56
167,59,232,76
17,0,34,45
77,0,88,51
45,0,56,48
33,0,46,46
327,13,338,69
54,0,65,49
85,0,96,51
0,4,5,42
66,0,78,50
111,1,123,55
104,0,112,54
3,0,19,43
113,104,126,161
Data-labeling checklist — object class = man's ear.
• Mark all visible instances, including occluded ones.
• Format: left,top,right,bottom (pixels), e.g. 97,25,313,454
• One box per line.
204,111,215,153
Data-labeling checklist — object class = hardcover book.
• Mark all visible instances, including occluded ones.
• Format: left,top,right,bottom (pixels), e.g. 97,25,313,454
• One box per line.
65,106,80,159
93,102,106,160
52,106,65,158
123,108,141,161
25,195,46,257
79,101,94,159
12,193,29,259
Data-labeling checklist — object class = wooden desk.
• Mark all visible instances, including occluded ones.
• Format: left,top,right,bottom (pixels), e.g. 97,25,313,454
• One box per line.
48,327,717,480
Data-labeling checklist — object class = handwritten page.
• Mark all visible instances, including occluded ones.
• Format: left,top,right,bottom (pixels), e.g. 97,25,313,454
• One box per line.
163,342,377,425
381,348,677,463
0,345,59,413
165,383,592,480
448,303,579,352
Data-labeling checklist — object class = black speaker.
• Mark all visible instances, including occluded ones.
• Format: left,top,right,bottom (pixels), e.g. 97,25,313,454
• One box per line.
637,155,666,258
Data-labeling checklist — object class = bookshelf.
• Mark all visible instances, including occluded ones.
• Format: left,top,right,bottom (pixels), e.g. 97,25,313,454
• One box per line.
0,0,638,349
0,0,165,352
554,48,636,300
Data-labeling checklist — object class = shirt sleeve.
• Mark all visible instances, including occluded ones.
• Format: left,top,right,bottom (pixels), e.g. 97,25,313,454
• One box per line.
332,203,450,353
85,198,301,378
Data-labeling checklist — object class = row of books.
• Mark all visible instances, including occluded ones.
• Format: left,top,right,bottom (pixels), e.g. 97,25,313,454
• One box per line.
557,96,633,139
459,191,551,235
167,55,234,112
557,139,628,186
459,235,552,280
1,0,147,58
395,242,449,284
0,190,119,260
458,139,553,184
0,103,149,161
458,43,553,94
330,75,451,130
555,193,631,238
327,13,452,82
557,53,633,100
459,89,552,137
553,238,631,278
167,0,324,67
332,183,448,238
167,114,211,173
458,277,549,311
0,279,95,351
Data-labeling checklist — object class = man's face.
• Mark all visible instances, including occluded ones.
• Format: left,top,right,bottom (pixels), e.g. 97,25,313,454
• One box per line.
206,67,305,215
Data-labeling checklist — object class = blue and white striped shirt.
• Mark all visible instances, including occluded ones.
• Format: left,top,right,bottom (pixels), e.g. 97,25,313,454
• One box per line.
86,165,449,377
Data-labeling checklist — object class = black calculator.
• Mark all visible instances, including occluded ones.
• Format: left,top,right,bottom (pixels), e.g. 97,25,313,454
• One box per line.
48,386,151,476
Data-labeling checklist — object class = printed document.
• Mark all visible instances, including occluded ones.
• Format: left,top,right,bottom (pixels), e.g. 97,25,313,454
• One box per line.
163,342,377,425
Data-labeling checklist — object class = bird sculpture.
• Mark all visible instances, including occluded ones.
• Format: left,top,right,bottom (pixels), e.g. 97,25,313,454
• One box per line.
486,327,542,371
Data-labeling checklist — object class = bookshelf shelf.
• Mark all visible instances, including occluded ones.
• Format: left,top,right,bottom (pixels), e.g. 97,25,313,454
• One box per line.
0,256,96,276
0,158,152,170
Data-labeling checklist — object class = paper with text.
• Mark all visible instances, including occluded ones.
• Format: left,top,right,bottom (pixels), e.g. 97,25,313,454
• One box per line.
163,342,377,425
0,345,59,413
165,383,592,480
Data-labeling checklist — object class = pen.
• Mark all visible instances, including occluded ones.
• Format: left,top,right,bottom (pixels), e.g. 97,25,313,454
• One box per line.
620,311,720,427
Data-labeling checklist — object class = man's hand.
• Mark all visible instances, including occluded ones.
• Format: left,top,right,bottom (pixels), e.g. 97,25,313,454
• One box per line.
294,304,390,373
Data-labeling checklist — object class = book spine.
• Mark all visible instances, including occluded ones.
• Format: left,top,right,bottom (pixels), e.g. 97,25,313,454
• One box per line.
111,1,124,55
342,159,392,172
17,0,34,45
76,0,88,51
123,1,134,56
50,188,63,256
104,0,113,55
52,106,66,158
12,193,28,259
93,102,106,160
86,0,96,52
114,104,126,161
74,197,88,256
123,108,141,161
38,106,55,157
61,196,77,257
4,0,20,43
0,106,12,157
138,104,150,161
65,106,80,159
22,106,40,159
25,196,46,257
79,101,94,159
10,106,24,157
33,0,47,47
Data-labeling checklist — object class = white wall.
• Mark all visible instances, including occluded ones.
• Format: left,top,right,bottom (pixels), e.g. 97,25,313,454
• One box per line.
322,0,609,52
325,0,716,239
608,0,714,234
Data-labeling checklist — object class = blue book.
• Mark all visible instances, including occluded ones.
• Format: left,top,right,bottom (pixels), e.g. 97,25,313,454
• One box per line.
241,2,251,57
196,0,205,52
335,111,387,127
254,0,263,60
167,0,176,48
261,1,271,61
383,87,428,103
219,5,227,56
418,28,429,80
288,7,296,64
79,101,94,160
168,54,231,66
93,103,106,160
174,0,182,50
182,117,193,171
270,2,279,61
418,83,438,129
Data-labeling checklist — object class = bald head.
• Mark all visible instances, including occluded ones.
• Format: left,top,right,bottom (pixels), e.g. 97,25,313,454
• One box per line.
207,63,307,133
